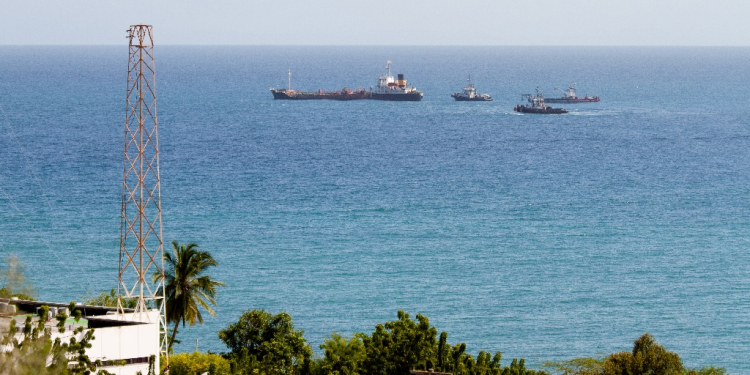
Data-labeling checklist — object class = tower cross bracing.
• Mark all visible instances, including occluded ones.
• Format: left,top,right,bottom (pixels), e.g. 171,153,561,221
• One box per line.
119,24,168,361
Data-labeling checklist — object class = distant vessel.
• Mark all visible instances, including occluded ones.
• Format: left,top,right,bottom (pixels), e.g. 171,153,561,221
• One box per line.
543,83,600,103
270,70,371,100
451,76,492,101
370,61,423,101
514,89,568,114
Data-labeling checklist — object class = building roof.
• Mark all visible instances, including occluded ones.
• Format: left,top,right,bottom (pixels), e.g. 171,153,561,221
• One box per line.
0,298,146,334
0,298,135,316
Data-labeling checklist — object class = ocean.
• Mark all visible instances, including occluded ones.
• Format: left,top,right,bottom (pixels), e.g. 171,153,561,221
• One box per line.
0,46,749,372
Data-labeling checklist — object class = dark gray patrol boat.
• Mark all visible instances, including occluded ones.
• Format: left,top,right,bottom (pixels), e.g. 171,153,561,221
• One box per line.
514,89,568,114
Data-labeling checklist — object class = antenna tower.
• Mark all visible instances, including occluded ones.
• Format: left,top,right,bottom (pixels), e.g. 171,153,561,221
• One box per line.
119,24,168,361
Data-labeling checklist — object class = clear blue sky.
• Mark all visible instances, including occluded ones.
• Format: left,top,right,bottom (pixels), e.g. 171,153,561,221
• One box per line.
2,0,749,45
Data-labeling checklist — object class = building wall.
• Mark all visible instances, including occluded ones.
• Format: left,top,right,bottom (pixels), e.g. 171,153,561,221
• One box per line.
83,310,160,375
5,309,161,375
100,363,151,375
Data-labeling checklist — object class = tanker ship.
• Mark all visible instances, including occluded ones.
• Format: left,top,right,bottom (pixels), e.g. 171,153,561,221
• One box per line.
370,61,423,101
543,83,600,103
270,70,371,100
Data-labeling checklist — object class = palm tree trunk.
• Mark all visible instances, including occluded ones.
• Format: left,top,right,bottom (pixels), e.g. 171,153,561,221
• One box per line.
169,320,180,352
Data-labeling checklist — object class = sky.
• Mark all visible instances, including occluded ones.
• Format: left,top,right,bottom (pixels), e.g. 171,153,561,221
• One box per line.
1,0,749,46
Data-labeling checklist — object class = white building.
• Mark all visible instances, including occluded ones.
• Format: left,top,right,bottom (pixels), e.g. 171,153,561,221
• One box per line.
1,298,160,375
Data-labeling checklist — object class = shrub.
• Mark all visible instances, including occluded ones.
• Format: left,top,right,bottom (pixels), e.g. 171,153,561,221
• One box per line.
169,351,231,375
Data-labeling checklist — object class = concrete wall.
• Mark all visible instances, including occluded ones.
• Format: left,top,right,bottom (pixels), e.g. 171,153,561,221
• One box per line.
83,310,160,375
6,310,161,375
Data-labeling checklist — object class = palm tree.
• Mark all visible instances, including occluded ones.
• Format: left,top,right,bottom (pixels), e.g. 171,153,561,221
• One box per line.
153,241,225,351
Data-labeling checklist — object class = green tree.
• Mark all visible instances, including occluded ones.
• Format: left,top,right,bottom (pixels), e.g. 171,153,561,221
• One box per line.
218,309,312,375
153,241,225,351
359,310,438,375
436,331,448,371
319,333,367,375
343,311,544,375
602,333,683,375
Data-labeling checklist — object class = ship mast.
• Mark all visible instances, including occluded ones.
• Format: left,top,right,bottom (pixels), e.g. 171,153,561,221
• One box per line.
288,69,291,91
386,61,391,77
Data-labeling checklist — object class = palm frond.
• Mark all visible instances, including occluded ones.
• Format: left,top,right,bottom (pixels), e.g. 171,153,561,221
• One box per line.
157,241,224,341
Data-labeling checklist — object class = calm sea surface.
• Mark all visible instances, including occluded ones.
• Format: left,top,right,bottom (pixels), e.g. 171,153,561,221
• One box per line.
0,46,749,372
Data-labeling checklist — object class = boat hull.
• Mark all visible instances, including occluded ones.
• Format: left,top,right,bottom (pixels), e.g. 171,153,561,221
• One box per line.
452,95,493,102
514,105,568,114
371,92,423,101
271,89,371,100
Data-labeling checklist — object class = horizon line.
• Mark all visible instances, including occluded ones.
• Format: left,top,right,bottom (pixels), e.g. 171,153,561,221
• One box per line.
1,44,750,48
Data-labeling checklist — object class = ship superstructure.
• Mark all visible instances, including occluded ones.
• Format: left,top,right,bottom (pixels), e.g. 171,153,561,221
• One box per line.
451,75,492,101
371,61,423,101
514,88,568,114
544,83,600,103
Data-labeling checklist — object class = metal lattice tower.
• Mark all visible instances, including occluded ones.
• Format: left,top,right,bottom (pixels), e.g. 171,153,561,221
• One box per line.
119,24,168,361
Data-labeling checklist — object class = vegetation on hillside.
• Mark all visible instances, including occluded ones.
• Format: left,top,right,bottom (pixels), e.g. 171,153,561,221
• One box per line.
169,352,231,375
542,334,727,375
211,309,548,375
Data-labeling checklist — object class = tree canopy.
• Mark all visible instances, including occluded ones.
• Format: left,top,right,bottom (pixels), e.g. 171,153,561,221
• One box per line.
318,333,367,375
354,310,547,375
602,333,683,375
219,309,313,375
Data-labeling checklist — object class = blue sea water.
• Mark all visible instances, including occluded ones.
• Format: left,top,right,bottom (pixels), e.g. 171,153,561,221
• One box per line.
0,46,749,372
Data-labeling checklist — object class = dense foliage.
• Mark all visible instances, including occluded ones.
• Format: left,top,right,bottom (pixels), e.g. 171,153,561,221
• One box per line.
169,352,232,375
219,309,313,375
543,334,727,375
351,310,547,375
217,309,547,375
317,333,366,375
602,333,683,375
685,367,728,375
81,288,138,309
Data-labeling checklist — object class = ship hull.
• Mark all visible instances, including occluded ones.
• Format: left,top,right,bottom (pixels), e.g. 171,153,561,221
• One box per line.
452,95,492,102
514,105,568,114
543,97,600,103
271,89,371,100
371,92,423,101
